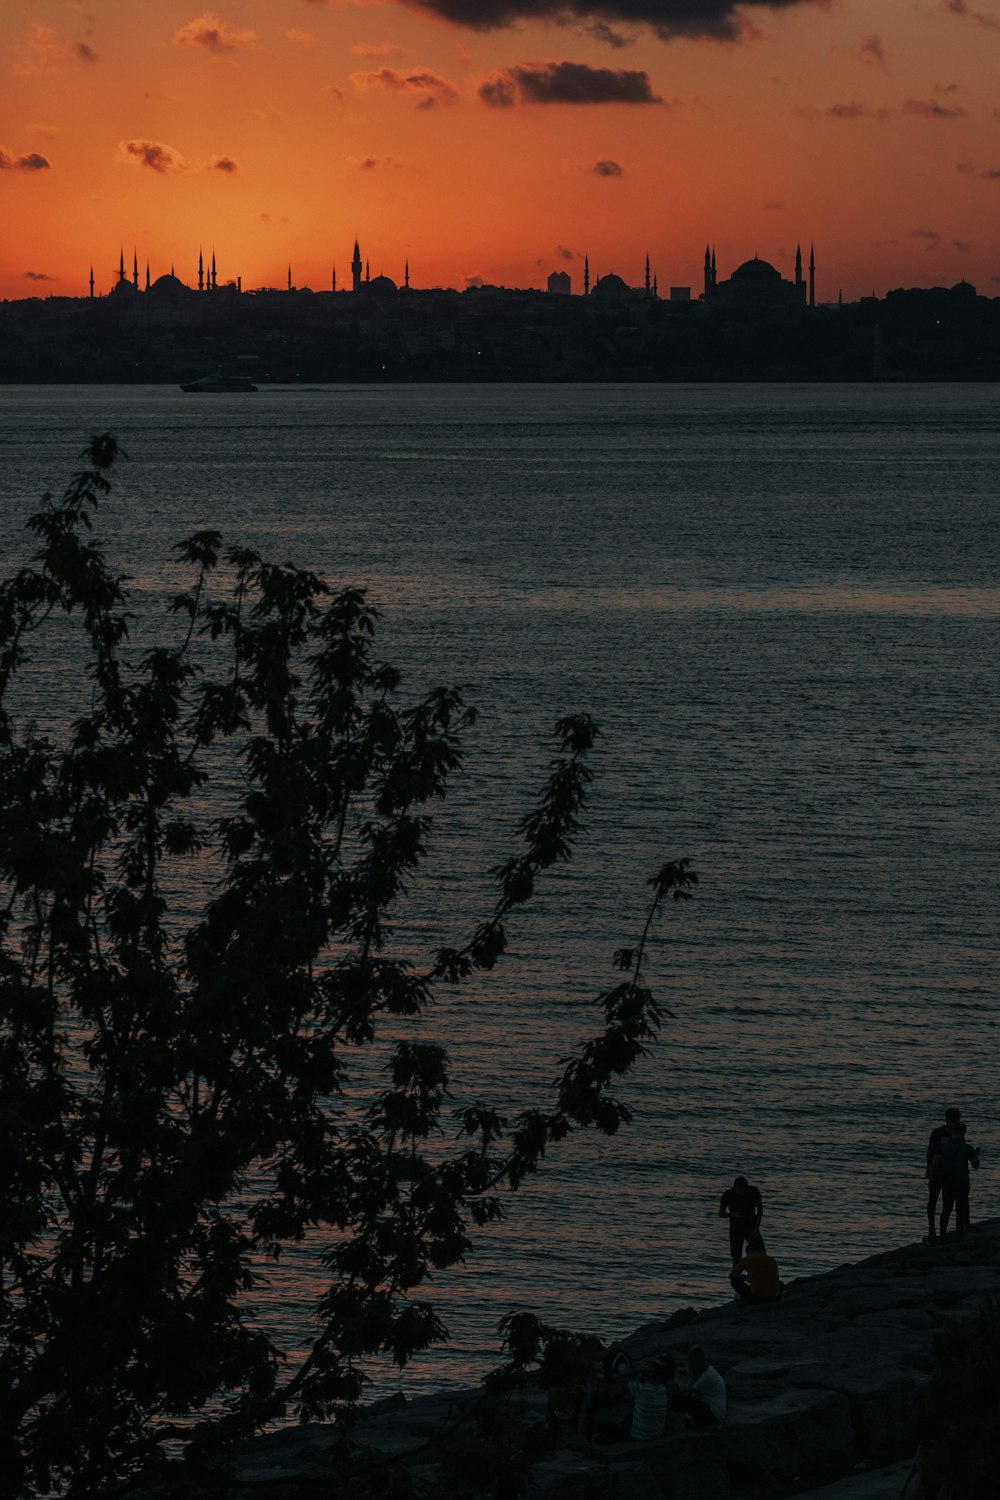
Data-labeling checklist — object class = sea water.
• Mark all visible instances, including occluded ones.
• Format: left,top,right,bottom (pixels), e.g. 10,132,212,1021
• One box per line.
0,382,997,1394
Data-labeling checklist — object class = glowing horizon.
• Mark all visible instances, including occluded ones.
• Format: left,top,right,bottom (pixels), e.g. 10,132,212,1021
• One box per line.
2,0,999,302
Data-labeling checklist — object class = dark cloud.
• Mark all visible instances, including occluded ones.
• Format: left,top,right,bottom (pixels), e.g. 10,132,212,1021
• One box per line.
480,61,660,106
119,139,185,173
209,155,238,172
556,245,576,258
593,157,624,174
400,0,819,41
465,274,486,287
76,42,99,63
25,271,54,280
351,65,460,106
0,149,51,170
903,98,967,118
909,229,940,245
952,239,971,251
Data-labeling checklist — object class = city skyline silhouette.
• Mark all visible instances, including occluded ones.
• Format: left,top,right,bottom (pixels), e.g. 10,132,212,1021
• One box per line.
1,1,998,301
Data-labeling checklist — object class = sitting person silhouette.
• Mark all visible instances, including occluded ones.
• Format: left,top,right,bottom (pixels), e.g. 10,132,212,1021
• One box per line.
729,1233,783,1303
673,1345,727,1428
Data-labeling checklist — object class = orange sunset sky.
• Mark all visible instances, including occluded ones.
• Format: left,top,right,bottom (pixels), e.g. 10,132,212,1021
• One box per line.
2,0,999,302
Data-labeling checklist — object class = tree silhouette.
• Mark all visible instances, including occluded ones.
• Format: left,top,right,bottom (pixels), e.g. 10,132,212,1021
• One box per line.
0,437,695,1496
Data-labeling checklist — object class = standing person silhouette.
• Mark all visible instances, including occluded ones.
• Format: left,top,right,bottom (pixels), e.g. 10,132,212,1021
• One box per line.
938,1121,980,1241
719,1176,765,1263
925,1107,961,1242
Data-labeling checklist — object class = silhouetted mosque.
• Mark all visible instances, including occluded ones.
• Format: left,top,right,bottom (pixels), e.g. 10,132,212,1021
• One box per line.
90,239,819,305
703,243,816,309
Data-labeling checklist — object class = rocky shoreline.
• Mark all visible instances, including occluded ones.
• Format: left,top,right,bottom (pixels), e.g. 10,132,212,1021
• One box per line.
198,1220,1000,1499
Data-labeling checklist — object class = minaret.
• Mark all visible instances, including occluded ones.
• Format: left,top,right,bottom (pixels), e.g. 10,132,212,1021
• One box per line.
89,266,94,298
198,249,204,292
365,259,370,283
352,238,362,293
583,255,590,297
287,265,292,292
653,274,658,299
644,254,650,295
795,243,803,294
118,249,125,284
145,261,150,291
332,266,336,292
132,251,138,288
211,251,217,290
711,246,717,290
404,259,409,290
809,243,816,308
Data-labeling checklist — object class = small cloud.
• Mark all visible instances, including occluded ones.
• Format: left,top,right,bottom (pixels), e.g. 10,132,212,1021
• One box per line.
260,212,290,224
479,61,661,107
209,154,237,173
352,154,415,172
935,81,960,94
909,228,940,245
858,33,886,68
592,158,623,176
902,98,967,118
326,85,345,101
13,22,94,75
825,102,891,120
174,12,257,53
465,274,485,288
118,139,186,173
351,65,459,107
555,245,577,259
952,239,972,251
286,29,313,44
30,124,59,139
943,0,1000,28
957,160,1000,180
583,19,635,47
763,200,783,210
0,148,51,170
24,270,54,281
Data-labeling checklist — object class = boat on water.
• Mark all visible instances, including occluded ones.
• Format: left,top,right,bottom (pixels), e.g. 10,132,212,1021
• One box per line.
179,373,258,393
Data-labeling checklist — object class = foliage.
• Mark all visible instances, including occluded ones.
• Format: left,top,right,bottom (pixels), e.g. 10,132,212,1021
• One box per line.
0,437,696,1497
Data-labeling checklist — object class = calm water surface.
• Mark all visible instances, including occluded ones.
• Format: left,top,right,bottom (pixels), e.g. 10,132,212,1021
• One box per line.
1,383,997,1395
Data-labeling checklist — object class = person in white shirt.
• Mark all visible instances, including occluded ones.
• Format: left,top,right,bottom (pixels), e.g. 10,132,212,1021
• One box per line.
675,1344,727,1428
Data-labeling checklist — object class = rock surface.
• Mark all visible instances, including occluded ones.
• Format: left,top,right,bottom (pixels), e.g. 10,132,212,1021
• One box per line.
200,1221,1000,1498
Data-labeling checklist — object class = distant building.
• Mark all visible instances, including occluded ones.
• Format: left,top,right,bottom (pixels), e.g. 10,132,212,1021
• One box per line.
670,287,691,302
547,271,571,295
704,243,816,311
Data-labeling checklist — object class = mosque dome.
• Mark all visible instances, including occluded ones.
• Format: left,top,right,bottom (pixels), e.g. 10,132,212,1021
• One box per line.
591,272,630,298
149,273,189,297
950,279,976,298
367,274,398,294
731,257,781,282
109,278,139,298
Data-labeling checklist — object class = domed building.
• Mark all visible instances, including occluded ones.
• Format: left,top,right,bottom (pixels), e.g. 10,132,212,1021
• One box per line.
704,243,815,310
590,272,631,299
148,273,192,303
